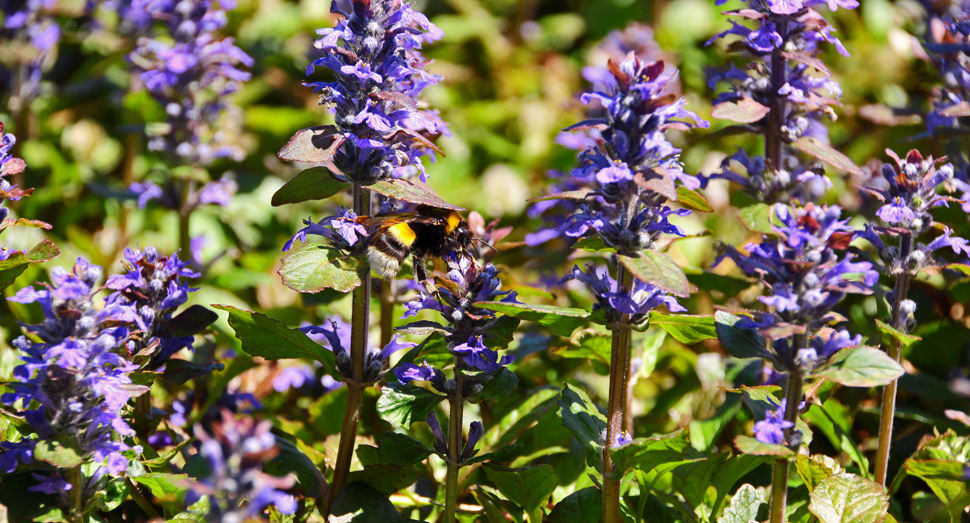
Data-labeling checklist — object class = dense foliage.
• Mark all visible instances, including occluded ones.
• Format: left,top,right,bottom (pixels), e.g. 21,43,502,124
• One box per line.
2,0,970,522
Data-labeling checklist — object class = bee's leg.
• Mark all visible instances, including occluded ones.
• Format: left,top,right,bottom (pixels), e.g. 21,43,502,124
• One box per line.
412,255,436,295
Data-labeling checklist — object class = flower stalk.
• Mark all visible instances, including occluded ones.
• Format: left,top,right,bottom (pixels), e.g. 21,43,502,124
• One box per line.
444,374,465,523
604,261,633,523
769,335,805,523
874,232,912,486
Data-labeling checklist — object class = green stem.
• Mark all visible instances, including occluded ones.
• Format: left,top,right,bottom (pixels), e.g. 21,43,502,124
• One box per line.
444,375,465,523
327,381,364,513
768,346,805,523
603,261,634,523
67,465,86,523
528,507,544,523
327,183,372,514
874,233,913,486
380,278,394,348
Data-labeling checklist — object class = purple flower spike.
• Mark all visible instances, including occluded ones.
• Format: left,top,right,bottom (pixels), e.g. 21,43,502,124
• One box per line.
298,0,445,185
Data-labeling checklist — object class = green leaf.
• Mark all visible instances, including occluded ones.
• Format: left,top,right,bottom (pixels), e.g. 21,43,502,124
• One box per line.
618,251,689,298
807,473,889,523
0,239,60,290
573,236,615,253
143,438,195,467
474,301,588,337
689,394,742,452
97,477,129,512
717,484,767,523
265,434,329,500
131,473,190,501
795,454,844,493
557,329,611,375
875,319,921,348
485,386,559,449
34,440,83,468
483,464,559,512
610,430,692,477
804,400,867,476
649,313,716,344
330,482,404,522
162,360,225,385
278,244,365,293
676,186,714,212
214,306,335,370
377,382,446,428
904,459,970,520
711,454,774,518
715,311,771,361
166,497,210,523
368,179,464,211
684,267,752,296
738,203,776,234
167,305,219,337
379,432,434,466
346,464,419,497
464,444,524,465
479,367,519,401
734,435,794,457
557,384,606,471
816,347,905,387
548,486,602,523
271,166,350,206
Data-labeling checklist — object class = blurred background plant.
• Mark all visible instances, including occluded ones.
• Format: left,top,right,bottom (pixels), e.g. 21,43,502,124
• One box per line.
1,0,970,521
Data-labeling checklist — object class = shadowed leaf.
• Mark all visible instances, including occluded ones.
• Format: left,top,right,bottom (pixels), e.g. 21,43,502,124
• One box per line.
368,179,464,210
271,167,350,206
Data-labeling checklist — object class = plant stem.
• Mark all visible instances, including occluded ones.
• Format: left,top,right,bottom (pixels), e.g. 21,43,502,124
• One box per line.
67,465,85,523
328,381,364,512
444,375,465,523
766,29,788,171
603,261,634,523
125,478,161,520
874,232,913,486
327,183,372,513
178,180,195,263
380,278,394,348
769,336,805,523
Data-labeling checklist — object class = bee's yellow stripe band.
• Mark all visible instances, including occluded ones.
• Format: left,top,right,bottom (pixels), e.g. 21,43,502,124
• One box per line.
388,222,417,246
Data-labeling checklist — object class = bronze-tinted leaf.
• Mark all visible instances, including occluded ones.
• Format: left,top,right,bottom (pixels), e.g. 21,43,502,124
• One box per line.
527,190,594,203
792,137,864,177
369,91,417,110
711,98,770,124
368,179,464,210
562,119,609,132
618,251,689,298
858,104,922,126
635,169,677,201
940,101,970,117
781,51,829,74
278,126,345,163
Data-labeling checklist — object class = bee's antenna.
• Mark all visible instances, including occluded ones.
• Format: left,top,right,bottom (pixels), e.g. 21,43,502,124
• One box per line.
472,238,497,254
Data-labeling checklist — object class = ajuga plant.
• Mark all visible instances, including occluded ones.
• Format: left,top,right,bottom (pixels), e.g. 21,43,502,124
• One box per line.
555,53,707,522
264,0,446,513
1,258,149,523
703,0,859,203
857,150,970,485
388,255,519,522
0,122,58,288
128,0,251,256
714,202,904,522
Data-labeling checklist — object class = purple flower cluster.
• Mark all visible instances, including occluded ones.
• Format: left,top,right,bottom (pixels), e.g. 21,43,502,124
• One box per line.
859,150,970,294
753,398,794,445
299,0,445,184
0,0,60,102
282,208,367,252
923,5,970,137
704,0,858,202
131,173,237,211
302,318,415,383
184,411,297,519
0,258,148,502
554,54,706,256
560,264,685,327
129,0,252,166
102,246,202,367
716,203,876,373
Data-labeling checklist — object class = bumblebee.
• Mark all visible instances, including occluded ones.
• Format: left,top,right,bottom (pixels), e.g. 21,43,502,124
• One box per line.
360,205,474,291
